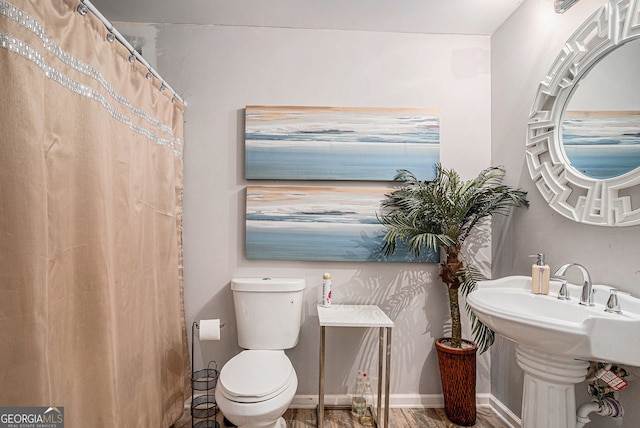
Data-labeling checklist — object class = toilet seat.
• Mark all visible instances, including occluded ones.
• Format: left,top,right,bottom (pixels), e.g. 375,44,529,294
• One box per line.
218,350,295,403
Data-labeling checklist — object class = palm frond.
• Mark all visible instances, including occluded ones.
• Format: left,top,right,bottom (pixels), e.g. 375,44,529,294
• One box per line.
378,163,529,351
459,266,494,354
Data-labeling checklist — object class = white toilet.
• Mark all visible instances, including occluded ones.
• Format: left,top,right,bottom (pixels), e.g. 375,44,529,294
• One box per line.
216,277,305,428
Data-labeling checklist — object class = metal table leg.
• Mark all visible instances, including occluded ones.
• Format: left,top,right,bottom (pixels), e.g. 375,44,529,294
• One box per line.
384,327,392,428
318,326,325,427
377,327,384,425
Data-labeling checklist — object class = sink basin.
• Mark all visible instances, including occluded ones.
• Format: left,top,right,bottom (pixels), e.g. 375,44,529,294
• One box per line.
467,275,640,366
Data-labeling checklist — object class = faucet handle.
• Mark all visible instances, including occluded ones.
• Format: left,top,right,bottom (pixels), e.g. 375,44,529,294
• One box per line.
605,289,622,314
553,276,570,300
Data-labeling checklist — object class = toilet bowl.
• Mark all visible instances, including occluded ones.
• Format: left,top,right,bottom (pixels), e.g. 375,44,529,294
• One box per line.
216,278,306,428
215,350,297,428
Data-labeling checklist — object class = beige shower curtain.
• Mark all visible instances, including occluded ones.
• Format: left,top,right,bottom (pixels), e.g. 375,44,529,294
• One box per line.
0,0,189,426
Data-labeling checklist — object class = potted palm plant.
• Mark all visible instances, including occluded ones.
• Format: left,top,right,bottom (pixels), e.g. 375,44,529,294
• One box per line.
378,163,528,426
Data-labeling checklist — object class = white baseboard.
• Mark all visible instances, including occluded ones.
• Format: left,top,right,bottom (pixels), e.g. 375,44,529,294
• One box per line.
293,392,491,409
291,393,521,428
489,394,521,428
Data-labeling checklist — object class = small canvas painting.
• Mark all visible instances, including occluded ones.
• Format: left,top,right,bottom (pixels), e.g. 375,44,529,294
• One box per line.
246,185,439,263
245,106,440,181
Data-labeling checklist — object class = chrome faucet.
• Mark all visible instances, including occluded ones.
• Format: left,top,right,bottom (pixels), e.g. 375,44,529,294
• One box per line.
553,263,594,306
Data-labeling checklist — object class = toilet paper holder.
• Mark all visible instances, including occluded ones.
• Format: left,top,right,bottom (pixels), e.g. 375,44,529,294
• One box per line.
195,319,226,341
191,321,225,428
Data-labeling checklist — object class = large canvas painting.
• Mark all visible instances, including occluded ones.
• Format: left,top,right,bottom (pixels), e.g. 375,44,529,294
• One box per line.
245,106,440,181
246,185,439,263
562,111,640,179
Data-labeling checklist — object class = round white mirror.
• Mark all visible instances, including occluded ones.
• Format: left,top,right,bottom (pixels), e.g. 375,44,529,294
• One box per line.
526,0,640,226
562,39,640,179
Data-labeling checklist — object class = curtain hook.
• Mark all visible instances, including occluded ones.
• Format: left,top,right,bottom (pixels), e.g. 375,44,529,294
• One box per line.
128,54,136,63
106,33,115,42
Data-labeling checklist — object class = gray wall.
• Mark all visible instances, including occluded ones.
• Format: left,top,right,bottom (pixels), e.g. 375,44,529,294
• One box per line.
492,0,640,426
116,0,640,422
126,22,495,401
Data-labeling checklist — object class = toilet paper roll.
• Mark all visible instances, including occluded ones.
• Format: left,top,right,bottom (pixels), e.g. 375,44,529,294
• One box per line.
199,319,221,341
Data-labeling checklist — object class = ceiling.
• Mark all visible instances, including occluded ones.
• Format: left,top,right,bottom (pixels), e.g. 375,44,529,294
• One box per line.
88,0,526,36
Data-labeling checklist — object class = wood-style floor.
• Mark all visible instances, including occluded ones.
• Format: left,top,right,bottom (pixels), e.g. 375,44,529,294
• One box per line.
173,407,510,428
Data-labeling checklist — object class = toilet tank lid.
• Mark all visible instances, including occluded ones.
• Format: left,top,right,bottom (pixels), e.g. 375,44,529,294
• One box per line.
231,277,305,292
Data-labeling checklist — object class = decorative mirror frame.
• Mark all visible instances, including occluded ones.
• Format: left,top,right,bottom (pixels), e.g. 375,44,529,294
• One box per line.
526,0,640,226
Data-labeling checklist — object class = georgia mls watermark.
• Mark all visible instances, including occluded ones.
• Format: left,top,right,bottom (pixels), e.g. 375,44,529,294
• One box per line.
0,407,64,428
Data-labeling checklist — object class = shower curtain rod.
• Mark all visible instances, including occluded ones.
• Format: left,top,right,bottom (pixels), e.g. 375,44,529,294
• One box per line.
80,0,186,106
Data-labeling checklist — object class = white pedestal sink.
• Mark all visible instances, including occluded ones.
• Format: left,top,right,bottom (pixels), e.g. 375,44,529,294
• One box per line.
467,276,640,428
516,346,589,428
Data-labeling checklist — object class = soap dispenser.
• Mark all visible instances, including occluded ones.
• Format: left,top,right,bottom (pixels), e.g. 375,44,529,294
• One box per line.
530,253,550,295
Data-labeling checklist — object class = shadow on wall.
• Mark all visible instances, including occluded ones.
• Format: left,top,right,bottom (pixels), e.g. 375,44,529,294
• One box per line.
335,219,492,396
337,265,449,395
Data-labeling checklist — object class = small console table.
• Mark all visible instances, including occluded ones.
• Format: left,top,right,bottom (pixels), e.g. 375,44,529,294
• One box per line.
316,304,394,428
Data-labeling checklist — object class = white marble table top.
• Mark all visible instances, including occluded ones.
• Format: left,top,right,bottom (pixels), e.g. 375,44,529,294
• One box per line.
316,304,394,328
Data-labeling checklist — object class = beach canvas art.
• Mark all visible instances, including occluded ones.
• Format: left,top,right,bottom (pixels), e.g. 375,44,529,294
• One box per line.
245,106,440,181
246,185,439,263
562,111,640,179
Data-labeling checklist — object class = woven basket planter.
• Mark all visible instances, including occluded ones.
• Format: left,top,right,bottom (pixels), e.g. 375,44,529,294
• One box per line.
435,338,478,426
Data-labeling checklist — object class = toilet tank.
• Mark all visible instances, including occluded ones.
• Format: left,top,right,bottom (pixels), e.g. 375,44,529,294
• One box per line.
231,278,306,350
